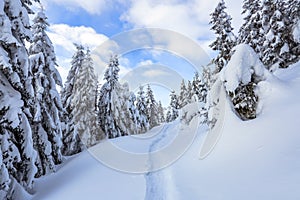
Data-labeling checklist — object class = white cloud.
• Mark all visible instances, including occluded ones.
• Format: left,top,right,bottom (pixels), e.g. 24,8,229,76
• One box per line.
120,0,210,40
120,0,243,58
142,69,169,78
137,60,153,66
44,0,107,15
149,29,211,69
48,24,108,51
42,0,129,15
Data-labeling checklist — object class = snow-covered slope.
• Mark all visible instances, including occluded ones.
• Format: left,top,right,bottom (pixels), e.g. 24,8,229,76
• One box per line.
171,63,300,199
32,62,300,200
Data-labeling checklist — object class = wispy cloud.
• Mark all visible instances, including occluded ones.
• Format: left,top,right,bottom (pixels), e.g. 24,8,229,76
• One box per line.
120,63,183,93
44,0,107,15
121,0,243,42
142,69,169,78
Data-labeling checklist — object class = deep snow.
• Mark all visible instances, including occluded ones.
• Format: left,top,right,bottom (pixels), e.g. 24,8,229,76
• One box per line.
32,62,300,200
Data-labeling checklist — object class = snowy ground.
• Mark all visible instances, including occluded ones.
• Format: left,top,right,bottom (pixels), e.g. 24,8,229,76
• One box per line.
32,62,300,200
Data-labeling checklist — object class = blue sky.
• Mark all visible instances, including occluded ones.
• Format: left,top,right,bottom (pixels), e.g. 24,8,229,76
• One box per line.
43,1,127,36
38,0,243,106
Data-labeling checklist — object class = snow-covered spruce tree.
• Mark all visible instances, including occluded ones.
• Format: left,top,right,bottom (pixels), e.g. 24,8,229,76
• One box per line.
192,72,207,103
202,64,218,127
0,85,23,199
221,44,268,120
261,0,275,32
283,0,300,65
165,108,172,123
95,80,101,113
168,91,180,122
61,44,85,155
0,0,42,198
187,80,196,103
126,92,141,134
145,85,159,128
178,80,188,108
202,66,213,92
261,0,292,70
239,0,299,69
192,72,200,101
112,83,141,135
238,0,264,54
98,60,143,137
29,10,63,177
209,0,237,73
287,0,300,61
72,49,102,147
136,86,150,133
157,101,165,123
0,141,10,199
98,55,124,138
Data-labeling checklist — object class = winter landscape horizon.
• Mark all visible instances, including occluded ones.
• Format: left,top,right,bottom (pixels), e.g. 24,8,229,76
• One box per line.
0,0,300,199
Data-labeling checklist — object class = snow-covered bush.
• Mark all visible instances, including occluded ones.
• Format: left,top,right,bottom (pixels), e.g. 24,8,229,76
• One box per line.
220,44,267,120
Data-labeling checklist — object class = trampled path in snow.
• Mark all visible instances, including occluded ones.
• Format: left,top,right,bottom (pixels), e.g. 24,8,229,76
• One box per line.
144,123,179,200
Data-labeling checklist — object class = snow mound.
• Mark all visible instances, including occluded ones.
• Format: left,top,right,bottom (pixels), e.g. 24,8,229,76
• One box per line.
220,44,266,92
180,101,206,124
